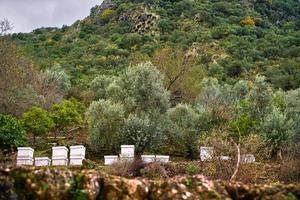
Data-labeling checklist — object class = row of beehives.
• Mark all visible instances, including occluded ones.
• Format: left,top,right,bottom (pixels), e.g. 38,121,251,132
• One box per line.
104,145,169,165
16,145,86,166
200,147,256,164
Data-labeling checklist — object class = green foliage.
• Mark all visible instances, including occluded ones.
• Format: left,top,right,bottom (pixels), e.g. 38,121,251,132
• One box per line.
116,62,170,114
52,98,85,132
10,0,300,96
44,63,71,93
260,107,295,155
87,62,169,154
69,173,89,200
247,76,273,119
22,107,54,143
168,104,200,159
87,99,125,154
122,114,162,155
185,163,200,175
4,0,300,161
0,113,27,148
90,75,114,100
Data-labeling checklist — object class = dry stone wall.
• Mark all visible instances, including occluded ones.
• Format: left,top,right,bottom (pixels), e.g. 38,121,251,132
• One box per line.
0,167,299,200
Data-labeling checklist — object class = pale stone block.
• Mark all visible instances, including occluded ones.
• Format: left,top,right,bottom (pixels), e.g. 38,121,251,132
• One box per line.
52,157,68,166
120,145,134,157
70,155,84,166
70,145,86,157
155,155,169,163
141,155,155,163
17,158,34,166
52,146,68,158
104,155,119,165
35,157,51,166
200,147,214,161
17,147,34,159
241,154,255,164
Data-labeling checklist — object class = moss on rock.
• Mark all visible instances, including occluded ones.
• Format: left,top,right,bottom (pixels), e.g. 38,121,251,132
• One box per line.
0,167,299,200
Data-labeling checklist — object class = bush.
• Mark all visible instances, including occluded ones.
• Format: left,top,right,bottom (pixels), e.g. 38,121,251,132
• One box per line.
0,114,27,148
87,99,125,155
110,159,146,177
140,162,169,179
22,107,54,145
260,107,295,157
52,98,85,136
87,62,170,155
167,104,200,159
122,115,163,155
185,163,200,175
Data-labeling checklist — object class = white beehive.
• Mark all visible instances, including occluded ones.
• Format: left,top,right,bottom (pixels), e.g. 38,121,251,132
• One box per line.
155,155,169,163
69,145,86,166
52,157,68,166
35,157,51,166
104,155,119,165
219,156,230,161
17,147,34,159
241,154,255,164
52,146,68,158
200,146,214,161
17,158,34,166
70,145,86,157
141,155,155,163
120,145,135,158
17,147,34,166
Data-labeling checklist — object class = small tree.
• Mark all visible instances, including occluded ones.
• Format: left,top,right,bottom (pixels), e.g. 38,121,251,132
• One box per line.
0,113,27,149
22,107,54,145
122,114,163,155
86,99,125,154
260,106,295,158
167,104,200,159
44,63,71,93
52,98,85,138
87,62,170,154
0,18,12,36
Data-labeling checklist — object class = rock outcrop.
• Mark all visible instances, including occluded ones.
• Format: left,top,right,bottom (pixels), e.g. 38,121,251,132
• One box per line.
90,0,115,18
1,167,299,200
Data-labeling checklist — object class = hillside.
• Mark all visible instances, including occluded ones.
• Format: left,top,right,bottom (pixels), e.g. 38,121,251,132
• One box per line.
11,0,300,93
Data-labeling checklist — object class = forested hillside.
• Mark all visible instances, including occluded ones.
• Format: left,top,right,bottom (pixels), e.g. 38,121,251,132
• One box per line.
1,0,300,184
11,0,300,93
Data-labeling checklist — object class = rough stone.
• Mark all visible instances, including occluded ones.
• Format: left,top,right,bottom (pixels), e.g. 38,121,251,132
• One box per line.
0,167,299,200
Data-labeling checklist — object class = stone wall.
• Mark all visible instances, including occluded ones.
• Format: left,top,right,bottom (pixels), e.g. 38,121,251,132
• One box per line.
0,167,299,200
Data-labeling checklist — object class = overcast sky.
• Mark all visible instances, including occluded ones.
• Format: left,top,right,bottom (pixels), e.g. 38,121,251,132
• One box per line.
0,0,103,33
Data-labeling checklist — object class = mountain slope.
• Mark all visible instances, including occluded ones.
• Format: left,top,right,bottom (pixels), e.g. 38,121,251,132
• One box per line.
11,0,300,91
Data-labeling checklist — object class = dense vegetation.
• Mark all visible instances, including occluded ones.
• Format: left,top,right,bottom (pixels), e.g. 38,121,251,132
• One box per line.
0,0,300,177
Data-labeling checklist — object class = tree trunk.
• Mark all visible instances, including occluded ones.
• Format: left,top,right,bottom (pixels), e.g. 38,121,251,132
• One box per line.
231,141,241,181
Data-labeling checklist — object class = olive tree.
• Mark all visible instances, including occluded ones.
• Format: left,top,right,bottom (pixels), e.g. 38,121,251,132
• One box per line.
167,104,200,159
260,106,295,157
87,62,170,154
86,99,125,154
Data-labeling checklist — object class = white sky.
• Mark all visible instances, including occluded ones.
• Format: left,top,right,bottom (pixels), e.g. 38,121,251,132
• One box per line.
0,0,102,33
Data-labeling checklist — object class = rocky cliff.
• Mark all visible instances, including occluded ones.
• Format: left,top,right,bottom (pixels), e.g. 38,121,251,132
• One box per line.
1,167,299,200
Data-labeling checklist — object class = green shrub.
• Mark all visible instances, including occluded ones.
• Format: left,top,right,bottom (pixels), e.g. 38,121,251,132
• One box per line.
0,114,27,148
22,107,54,145
52,98,85,136
87,99,125,154
185,163,200,175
